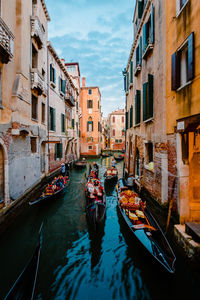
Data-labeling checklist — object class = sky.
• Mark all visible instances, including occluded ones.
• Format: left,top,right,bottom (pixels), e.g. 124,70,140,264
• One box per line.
46,0,135,117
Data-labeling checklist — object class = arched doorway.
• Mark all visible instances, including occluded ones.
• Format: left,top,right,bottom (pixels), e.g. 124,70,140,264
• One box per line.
0,145,4,205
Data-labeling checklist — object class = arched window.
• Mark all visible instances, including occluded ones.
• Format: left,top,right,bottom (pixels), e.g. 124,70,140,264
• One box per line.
87,117,93,132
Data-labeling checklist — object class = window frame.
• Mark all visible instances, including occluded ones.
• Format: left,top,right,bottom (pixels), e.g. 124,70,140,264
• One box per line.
31,94,38,121
88,89,92,95
30,137,37,153
176,0,189,17
41,102,45,124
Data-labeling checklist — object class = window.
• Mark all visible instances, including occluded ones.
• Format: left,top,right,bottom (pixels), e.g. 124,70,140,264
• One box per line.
138,0,145,19
113,116,115,123
88,145,93,150
59,77,66,94
142,4,154,58
88,89,92,95
87,137,93,142
55,143,63,159
122,116,124,123
171,32,194,91
122,129,125,136
98,121,101,132
135,148,140,177
0,67,2,107
41,103,45,123
50,64,56,86
72,118,74,129
145,142,153,164
181,133,189,164
130,61,133,84
87,100,93,108
31,94,38,120
143,74,154,121
113,129,115,136
49,107,56,131
31,137,37,153
87,117,93,132
135,37,142,75
125,111,129,130
115,139,122,143
61,113,65,133
32,44,38,68
130,106,133,128
176,0,189,15
135,90,141,125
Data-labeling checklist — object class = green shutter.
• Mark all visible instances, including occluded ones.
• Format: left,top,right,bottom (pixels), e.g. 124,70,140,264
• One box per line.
126,111,128,130
143,82,147,121
61,113,65,132
55,144,57,160
50,64,53,81
135,90,141,125
138,1,143,18
130,61,133,84
52,108,56,131
139,36,142,66
53,68,56,84
60,143,63,158
63,80,66,94
148,74,154,118
130,106,133,128
124,74,127,92
59,77,61,91
87,121,89,131
91,100,93,108
143,23,147,54
187,32,195,81
151,4,154,44
126,72,129,91
72,118,74,129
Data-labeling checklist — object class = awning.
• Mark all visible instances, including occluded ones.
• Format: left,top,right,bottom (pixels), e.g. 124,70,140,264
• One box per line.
176,114,200,133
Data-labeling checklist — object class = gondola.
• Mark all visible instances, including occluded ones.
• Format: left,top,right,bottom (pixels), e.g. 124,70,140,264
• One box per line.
101,153,110,158
104,167,118,183
85,168,106,230
74,160,87,169
29,178,69,206
114,153,124,161
117,178,176,273
4,223,43,300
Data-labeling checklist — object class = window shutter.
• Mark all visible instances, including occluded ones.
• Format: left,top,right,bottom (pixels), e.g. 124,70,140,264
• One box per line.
139,36,142,66
53,68,56,84
143,82,147,121
63,80,66,94
130,61,133,83
87,100,89,108
60,143,63,158
61,113,65,132
126,111,128,130
187,32,195,82
148,74,154,118
92,121,93,131
55,144,57,160
135,90,141,125
138,0,143,18
126,72,129,91
143,23,147,54
72,118,74,129
171,52,180,90
52,108,56,131
50,64,53,81
124,74,127,92
151,4,154,44
130,106,133,128
91,100,93,108
59,77,61,91
87,121,89,131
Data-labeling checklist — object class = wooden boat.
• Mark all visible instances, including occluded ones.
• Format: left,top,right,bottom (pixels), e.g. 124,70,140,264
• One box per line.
104,167,118,183
114,153,124,161
4,223,43,300
29,178,69,206
74,160,87,169
85,169,106,230
117,178,176,273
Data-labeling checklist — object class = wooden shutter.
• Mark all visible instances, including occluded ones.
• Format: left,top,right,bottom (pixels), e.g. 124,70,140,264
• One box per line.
87,121,89,131
92,121,93,131
139,36,142,66
135,90,141,125
130,106,133,128
59,77,61,91
60,143,63,158
55,144,57,160
61,113,65,132
187,32,195,82
143,23,147,54
50,64,53,81
52,108,56,131
62,80,66,94
138,0,143,18
72,118,74,129
87,100,89,108
130,61,133,83
124,74,127,92
171,51,180,90
143,82,147,121
53,68,56,84
151,4,154,44
91,100,93,108
148,74,154,118
126,111,128,130
126,72,129,91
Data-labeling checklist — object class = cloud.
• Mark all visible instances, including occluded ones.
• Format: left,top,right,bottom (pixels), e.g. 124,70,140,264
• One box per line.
46,0,135,116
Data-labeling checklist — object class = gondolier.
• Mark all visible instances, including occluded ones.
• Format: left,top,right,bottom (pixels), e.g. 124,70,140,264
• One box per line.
61,162,66,176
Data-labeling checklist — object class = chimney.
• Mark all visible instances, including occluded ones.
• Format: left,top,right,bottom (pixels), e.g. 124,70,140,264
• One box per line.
82,77,86,87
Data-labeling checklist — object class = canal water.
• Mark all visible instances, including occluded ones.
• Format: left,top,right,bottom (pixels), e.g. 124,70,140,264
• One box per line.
0,157,200,300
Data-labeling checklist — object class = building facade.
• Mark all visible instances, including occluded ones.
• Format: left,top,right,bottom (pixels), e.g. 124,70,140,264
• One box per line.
80,77,103,156
0,0,50,206
166,0,200,223
124,0,168,205
108,109,125,151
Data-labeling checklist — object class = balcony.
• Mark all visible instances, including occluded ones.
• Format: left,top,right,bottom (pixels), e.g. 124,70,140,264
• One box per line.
134,63,141,76
30,68,46,96
65,94,75,107
142,39,154,59
0,17,14,64
30,16,45,49
66,128,75,139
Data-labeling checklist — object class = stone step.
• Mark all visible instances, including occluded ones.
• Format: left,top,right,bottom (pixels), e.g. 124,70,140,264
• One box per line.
185,222,200,242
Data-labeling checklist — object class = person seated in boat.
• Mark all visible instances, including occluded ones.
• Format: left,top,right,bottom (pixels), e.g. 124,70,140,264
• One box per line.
111,158,116,168
55,179,63,190
93,162,99,177
45,184,53,195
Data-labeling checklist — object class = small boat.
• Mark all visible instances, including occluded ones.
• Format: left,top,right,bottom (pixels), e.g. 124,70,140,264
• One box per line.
114,153,124,161
29,178,69,206
104,167,118,183
117,178,176,273
74,160,87,169
101,153,110,158
85,169,106,230
4,223,43,300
